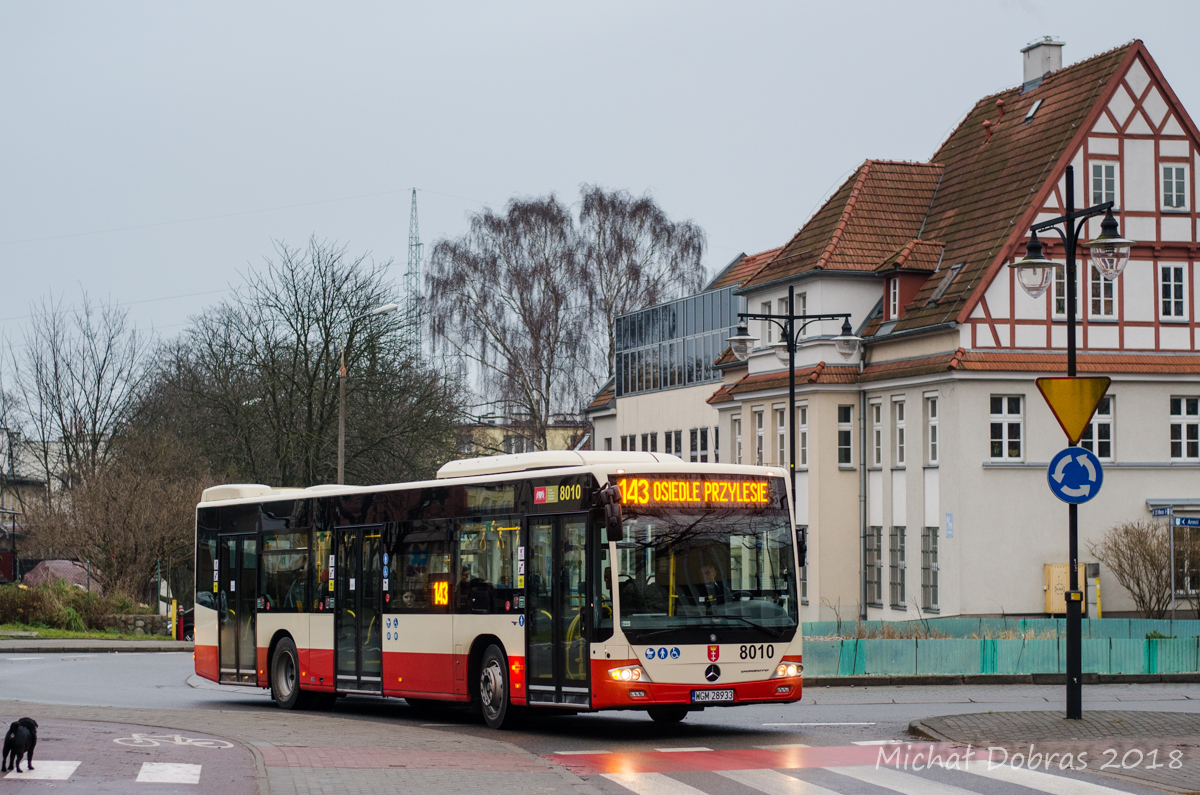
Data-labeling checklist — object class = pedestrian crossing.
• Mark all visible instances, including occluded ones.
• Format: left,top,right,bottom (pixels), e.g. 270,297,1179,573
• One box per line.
601,764,1141,795
4,761,201,783
581,747,1145,795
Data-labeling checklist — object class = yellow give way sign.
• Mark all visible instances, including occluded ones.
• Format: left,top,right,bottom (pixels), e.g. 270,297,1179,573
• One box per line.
1035,376,1111,445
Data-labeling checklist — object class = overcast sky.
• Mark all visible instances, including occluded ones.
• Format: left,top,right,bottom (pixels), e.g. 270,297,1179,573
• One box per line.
3,2,1199,342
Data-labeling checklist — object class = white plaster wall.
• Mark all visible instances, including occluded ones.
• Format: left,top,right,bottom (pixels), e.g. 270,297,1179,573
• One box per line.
1124,139,1156,211
613,383,722,452
1123,261,1155,322
1162,216,1192,242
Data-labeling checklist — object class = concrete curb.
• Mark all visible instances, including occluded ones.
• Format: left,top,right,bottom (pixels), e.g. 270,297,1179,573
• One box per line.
806,672,1200,686
0,641,193,653
907,718,950,742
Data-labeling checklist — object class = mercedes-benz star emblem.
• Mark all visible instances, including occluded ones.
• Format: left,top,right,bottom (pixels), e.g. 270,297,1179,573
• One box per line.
704,664,721,682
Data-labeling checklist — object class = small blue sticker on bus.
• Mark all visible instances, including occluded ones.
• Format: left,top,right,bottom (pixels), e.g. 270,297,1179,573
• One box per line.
383,553,389,566
518,615,525,627
670,647,680,659
645,648,655,659
658,648,669,660
383,566,388,578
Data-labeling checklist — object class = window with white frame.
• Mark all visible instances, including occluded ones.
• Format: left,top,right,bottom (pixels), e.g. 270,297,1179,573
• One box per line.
754,409,765,466
760,302,773,344
921,526,939,611
1163,165,1188,209
889,526,906,609
604,437,612,451
888,278,900,318
798,403,809,467
1091,162,1116,205
1080,397,1113,461
990,395,1023,460
1090,265,1116,319
797,293,807,337
894,399,907,467
1170,397,1199,461
673,430,682,457
699,428,709,462
1053,265,1082,318
871,402,883,467
865,526,883,606
838,405,853,465
926,396,939,465
664,430,674,456
732,416,742,464
775,406,785,466
690,428,699,463
1162,265,1186,319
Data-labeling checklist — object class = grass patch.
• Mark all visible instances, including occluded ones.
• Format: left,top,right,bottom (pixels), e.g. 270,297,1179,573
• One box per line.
0,622,172,641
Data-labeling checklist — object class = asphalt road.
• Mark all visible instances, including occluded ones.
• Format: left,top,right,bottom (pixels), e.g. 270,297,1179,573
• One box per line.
3,651,1198,756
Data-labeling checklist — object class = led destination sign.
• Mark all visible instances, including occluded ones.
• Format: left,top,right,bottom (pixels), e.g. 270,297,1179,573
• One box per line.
616,476,774,507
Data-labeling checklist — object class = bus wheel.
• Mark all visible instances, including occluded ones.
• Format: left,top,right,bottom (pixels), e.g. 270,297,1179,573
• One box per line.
647,706,689,724
479,644,511,729
270,638,302,710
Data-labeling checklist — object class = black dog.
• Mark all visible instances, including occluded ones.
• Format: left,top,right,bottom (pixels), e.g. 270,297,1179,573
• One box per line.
1,717,38,773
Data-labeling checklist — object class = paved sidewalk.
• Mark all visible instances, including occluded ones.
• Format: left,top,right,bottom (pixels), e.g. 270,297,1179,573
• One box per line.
0,698,599,795
911,710,1200,794
0,638,193,653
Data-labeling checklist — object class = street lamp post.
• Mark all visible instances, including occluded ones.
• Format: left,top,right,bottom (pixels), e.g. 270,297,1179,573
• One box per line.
728,285,860,566
338,303,400,485
1010,164,1133,720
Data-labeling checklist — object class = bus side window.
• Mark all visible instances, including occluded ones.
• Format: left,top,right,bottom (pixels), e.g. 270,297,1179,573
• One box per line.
456,518,520,614
390,520,452,613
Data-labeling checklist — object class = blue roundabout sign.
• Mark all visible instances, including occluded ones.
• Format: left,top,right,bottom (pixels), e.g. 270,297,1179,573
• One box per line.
1047,446,1104,504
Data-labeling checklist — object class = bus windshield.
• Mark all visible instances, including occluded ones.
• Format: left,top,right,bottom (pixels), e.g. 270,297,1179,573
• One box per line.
615,507,797,643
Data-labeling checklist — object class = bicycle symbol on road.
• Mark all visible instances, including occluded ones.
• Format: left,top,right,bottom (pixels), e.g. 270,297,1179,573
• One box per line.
113,733,233,749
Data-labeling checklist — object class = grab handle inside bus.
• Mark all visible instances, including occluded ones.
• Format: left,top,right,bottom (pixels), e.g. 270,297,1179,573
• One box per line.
597,483,623,542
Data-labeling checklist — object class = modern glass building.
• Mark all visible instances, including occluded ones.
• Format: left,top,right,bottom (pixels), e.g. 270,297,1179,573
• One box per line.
613,285,745,398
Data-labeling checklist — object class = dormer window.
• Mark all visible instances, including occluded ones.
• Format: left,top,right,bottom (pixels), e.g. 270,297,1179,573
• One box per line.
889,278,900,318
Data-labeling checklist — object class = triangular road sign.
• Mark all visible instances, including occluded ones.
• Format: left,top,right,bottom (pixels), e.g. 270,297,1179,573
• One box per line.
1035,376,1111,445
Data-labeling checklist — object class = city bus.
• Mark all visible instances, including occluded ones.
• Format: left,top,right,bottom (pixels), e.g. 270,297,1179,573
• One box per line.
193,450,804,728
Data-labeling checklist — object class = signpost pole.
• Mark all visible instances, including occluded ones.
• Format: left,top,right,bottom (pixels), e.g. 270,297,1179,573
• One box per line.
1064,167,1083,721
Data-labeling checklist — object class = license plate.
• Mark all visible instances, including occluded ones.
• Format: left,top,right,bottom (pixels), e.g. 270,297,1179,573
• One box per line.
691,689,735,703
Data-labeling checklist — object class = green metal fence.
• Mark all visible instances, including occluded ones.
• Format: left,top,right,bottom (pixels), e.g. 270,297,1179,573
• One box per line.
800,635,1200,677
801,618,1200,640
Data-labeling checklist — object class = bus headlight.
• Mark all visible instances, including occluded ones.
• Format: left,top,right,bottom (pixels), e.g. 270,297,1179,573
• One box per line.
608,664,651,683
771,662,802,678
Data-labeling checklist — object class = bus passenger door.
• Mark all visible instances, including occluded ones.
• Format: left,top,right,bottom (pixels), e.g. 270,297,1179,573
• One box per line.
526,513,590,706
217,533,257,684
334,526,383,693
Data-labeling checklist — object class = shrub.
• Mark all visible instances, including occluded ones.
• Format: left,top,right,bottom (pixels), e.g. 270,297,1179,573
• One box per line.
0,579,155,631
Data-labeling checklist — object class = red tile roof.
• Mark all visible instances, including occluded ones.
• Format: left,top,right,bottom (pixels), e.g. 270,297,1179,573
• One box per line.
586,380,615,411
707,246,784,290
874,239,945,273
707,362,860,403
739,161,944,290
896,42,1137,332
859,348,1200,381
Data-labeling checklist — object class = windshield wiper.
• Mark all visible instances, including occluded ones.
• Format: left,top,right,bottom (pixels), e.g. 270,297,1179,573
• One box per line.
712,614,789,639
624,615,790,641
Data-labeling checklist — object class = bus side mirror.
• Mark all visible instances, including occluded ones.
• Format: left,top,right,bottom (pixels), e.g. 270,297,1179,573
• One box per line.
597,483,623,542
797,527,807,568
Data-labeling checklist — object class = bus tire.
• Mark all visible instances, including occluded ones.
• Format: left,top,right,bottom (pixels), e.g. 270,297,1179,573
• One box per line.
270,637,303,710
479,644,512,729
647,706,689,724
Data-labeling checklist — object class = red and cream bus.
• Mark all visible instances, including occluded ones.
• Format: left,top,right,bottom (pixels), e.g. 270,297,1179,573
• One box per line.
193,451,803,728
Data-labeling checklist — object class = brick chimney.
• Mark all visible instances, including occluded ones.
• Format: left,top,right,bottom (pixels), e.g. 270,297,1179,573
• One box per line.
1021,37,1064,87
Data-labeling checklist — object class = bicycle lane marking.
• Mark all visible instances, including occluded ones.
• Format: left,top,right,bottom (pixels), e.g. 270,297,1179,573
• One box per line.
0,718,256,793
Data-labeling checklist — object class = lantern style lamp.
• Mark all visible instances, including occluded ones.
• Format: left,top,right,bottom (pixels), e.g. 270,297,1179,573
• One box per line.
1083,210,1134,279
727,326,758,362
832,319,860,360
1010,231,1056,299
770,340,790,363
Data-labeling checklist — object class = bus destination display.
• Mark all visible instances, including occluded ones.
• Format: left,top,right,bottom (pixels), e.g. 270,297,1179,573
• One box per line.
616,476,775,507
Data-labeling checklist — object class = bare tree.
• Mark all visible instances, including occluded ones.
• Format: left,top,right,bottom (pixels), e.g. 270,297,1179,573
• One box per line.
11,293,151,491
579,185,707,376
152,237,461,486
427,196,590,450
23,426,209,600
1088,520,1174,619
